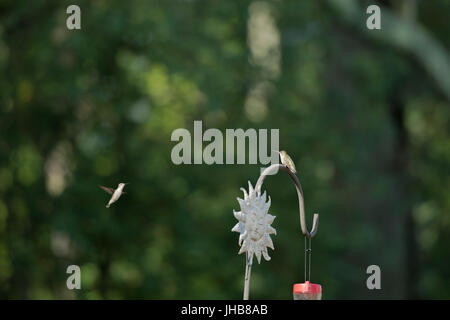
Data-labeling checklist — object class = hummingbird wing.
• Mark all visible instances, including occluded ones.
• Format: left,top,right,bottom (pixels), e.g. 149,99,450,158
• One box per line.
284,154,297,173
290,161,297,173
288,156,297,173
99,185,115,195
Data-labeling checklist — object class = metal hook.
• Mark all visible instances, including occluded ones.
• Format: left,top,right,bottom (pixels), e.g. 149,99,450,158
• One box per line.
281,166,319,238
255,164,319,238
255,163,318,284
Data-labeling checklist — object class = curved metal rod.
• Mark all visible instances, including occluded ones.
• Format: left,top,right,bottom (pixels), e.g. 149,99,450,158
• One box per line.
255,164,319,238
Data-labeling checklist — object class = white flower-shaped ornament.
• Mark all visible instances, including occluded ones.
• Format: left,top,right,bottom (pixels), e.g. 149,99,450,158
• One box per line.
232,181,277,264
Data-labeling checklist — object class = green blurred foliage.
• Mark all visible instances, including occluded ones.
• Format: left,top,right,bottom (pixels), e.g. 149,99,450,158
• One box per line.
0,0,449,299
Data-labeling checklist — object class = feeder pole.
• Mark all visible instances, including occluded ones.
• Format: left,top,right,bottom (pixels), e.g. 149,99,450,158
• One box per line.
243,253,252,300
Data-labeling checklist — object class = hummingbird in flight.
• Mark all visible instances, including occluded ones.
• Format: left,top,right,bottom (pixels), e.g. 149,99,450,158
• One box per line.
273,150,297,173
99,183,129,208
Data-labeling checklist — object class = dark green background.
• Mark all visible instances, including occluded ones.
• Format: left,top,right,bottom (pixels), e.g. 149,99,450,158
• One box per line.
0,0,449,299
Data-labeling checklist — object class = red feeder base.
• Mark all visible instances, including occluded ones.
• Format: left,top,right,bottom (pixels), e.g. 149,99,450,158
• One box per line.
293,281,322,300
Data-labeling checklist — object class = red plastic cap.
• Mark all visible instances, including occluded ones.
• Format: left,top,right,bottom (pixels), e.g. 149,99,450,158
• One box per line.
293,281,322,294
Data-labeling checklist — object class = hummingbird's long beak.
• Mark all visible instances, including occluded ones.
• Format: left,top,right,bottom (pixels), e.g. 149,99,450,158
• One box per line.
271,149,280,154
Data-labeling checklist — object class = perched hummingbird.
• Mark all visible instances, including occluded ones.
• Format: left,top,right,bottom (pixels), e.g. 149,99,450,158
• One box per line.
99,183,129,208
273,150,297,173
